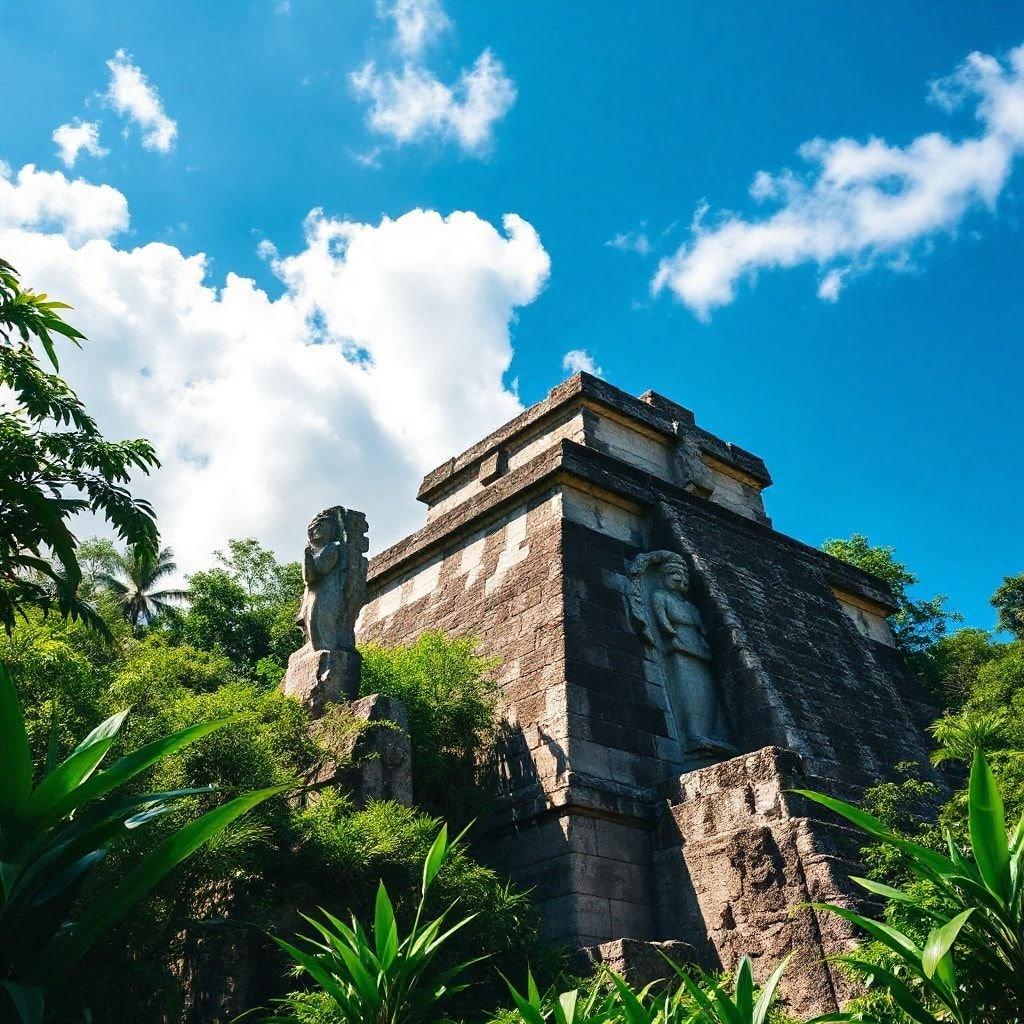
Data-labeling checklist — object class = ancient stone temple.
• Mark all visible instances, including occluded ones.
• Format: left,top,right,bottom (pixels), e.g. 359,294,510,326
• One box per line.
355,373,935,1015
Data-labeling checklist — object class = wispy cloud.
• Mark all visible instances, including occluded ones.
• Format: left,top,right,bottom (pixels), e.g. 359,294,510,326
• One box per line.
352,0,514,158
562,348,604,377
607,230,652,255
106,49,178,153
52,120,108,167
378,0,450,59
654,43,1024,319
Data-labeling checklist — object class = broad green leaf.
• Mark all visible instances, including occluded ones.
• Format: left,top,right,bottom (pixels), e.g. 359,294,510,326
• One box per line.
36,785,285,983
968,749,1010,902
753,953,792,1024
374,882,395,961
609,972,655,1024
500,974,546,1024
795,789,956,876
42,717,232,825
837,956,940,1024
734,956,754,1018
806,903,921,968
558,988,579,1024
1,981,44,1024
25,710,130,821
422,824,448,894
0,662,33,833
922,908,973,979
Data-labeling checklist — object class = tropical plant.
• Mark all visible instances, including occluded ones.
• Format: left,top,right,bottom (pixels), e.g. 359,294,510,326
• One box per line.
266,825,482,1024
0,258,159,635
96,544,188,626
501,952,801,1024
799,749,1024,1023
991,572,1024,640
658,954,796,1024
0,659,284,1024
500,969,619,1024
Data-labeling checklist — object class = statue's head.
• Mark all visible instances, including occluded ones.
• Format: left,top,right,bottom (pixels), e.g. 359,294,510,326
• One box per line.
658,556,690,595
308,507,343,546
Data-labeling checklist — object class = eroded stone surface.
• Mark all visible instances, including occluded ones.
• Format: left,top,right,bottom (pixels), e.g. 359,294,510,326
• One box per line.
282,646,362,717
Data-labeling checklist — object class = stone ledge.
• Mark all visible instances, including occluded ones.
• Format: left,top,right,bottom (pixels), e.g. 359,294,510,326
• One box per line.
575,938,699,986
416,373,770,506
368,439,898,615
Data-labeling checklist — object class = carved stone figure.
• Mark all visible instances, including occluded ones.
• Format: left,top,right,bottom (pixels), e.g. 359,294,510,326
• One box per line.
628,550,732,757
295,506,368,651
283,505,369,715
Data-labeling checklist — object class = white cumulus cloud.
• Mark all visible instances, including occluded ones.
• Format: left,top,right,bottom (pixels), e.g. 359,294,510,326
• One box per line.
105,49,178,153
654,42,1024,319
352,50,515,155
378,0,451,59
352,0,514,157
0,163,128,244
561,349,604,378
1,167,550,572
52,120,108,168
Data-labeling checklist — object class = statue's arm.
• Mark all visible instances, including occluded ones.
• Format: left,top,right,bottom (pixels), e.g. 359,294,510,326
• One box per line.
312,542,341,576
652,592,675,636
303,546,317,584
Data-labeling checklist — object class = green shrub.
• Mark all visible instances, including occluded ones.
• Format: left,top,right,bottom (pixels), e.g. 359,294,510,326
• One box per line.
360,631,499,821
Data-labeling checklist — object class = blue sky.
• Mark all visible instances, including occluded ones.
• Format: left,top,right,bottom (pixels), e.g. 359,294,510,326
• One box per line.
1,1,1022,630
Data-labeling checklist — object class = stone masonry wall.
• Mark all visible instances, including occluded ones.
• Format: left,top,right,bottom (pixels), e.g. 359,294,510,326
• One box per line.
358,489,566,803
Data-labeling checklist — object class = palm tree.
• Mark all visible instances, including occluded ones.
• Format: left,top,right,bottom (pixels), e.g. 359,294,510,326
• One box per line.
97,545,188,626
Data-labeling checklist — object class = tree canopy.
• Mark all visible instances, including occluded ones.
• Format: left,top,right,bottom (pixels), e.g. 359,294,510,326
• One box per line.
0,258,159,634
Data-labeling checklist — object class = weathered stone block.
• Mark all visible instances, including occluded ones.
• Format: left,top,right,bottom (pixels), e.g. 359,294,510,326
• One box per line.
282,647,361,717
576,938,697,987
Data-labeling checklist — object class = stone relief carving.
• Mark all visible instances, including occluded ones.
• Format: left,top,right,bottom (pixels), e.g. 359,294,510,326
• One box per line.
628,550,733,757
296,505,369,652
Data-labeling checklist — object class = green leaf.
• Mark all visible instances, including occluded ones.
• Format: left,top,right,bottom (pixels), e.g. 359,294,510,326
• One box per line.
0,982,44,1024
734,956,754,1018
374,882,395,962
753,953,792,1024
422,824,448,894
35,785,285,983
25,709,130,822
968,748,1011,902
43,717,232,825
836,956,941,1024
794,789,956,877
806,903,921,970
0,662,33,838
922,908,973,979
557,989,579,1024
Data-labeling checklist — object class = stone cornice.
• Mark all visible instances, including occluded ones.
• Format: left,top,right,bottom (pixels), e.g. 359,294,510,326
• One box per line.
416,372,771,507
368,438,897,613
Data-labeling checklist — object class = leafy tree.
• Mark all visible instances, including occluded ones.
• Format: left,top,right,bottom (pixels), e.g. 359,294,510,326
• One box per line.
168,568,274,671
76,538,120,596
991,572,1024,640
0,258,159,634
822,534,959,658
98,544,188,626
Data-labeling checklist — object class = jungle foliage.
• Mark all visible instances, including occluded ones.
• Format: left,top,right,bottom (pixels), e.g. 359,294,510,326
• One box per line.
0,259,158,636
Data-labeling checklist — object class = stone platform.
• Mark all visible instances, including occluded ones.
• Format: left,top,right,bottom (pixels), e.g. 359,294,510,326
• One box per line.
282,646,361,717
